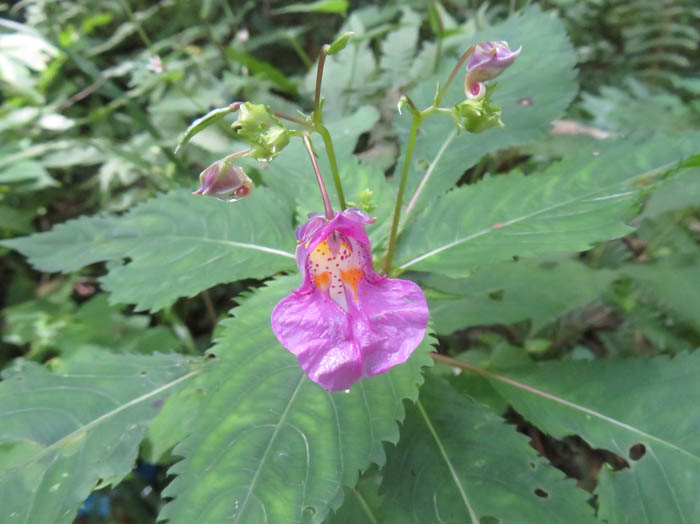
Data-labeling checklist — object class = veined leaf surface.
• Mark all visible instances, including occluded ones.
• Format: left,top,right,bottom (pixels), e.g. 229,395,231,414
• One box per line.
418,256,615,334
1,188,296,311
333,376,595,523
396,133,700,275
159,276,434,524
470,352,700,523
0,349,196,524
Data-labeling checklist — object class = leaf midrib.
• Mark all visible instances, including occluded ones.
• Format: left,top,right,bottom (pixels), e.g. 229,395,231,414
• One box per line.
399,161,674,270
0,368,200,478
232,373,306,524
416,399,478,524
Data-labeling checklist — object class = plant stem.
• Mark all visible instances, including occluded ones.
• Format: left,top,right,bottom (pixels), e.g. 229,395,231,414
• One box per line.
303,135,334,220
434,45,475,107
223,148,252,163
313,45,330,125
273,111,310,127
383,113,422,274
317,124,347,209
309,43,346,209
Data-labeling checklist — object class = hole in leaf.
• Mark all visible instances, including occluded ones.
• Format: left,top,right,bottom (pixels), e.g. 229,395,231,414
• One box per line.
517,97,534,106
529,461,537,470
303,506,316,515
534,488,549,499
629,443,646,461
140,370,148,376
488,289,504,302
480,517,500,524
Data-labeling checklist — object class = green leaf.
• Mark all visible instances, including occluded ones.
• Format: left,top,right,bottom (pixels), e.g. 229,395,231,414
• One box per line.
226,47,299,96
394,6,578,215
159,276,433,524
396,133,700,276
0,159,58,190
376,376,595,523
174,104,237,154
641,167,700,219
1,188,297,311
379,7,420,86
471,352,700,524
418,257,616,334
2,292,180,358
624,255,700,332
272,0,348,15
0,349,197,524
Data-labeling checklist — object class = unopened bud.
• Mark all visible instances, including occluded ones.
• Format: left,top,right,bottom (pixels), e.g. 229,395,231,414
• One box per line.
464,41,521,99
454,93,503,133
231,102,290,160
194,160,254,201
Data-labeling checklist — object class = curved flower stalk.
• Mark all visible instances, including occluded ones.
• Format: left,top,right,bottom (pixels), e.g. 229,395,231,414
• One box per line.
464,40,522,99
271,209,429,391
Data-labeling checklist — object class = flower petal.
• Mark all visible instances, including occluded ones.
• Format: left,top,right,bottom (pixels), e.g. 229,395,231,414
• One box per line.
271,289,362,390
351,277,428,376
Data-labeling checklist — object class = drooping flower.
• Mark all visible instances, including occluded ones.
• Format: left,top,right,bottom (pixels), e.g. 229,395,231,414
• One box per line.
271,209,429,391
193,159,253,200
464,40,521,99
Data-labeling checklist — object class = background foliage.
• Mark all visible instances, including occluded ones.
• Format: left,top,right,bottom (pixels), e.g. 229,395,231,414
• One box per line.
1,1,699,523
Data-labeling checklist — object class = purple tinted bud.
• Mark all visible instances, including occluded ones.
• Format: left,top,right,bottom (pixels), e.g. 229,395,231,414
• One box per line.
464,41,521,99
193,160,254,200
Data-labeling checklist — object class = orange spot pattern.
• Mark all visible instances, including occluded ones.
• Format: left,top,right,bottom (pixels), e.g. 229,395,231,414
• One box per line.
340,267,363,300
313,271,331,290
308,238,365,308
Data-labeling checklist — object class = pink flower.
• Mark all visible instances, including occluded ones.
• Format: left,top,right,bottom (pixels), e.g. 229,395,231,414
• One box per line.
465,40,521,99
193,160,253,199
271,209,429,391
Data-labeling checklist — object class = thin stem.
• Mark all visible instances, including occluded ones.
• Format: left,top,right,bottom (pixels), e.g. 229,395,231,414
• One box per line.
317,125,347,209
303,135,334,220
383,114,422,274
201,290,218,328
118,0,153,49
402,94,420,116
434,45,475,107
313,45,330,125
288,34,313,69
273,111,310,127
223,147,252,163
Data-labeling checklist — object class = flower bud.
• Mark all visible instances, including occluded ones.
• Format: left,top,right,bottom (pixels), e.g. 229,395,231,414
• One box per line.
454,92,503,133
231,102,290,161
464,41,521,99
193,160,254,201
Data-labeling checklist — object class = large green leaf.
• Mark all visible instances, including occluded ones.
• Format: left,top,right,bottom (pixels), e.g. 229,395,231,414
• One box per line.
353,376,595,523
159,276,434,524
1,188,296,311
395,133,700,275
466,352,700,523
624,254,700,332
0,349,197,524
393,6,578,217
417,256,615,335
